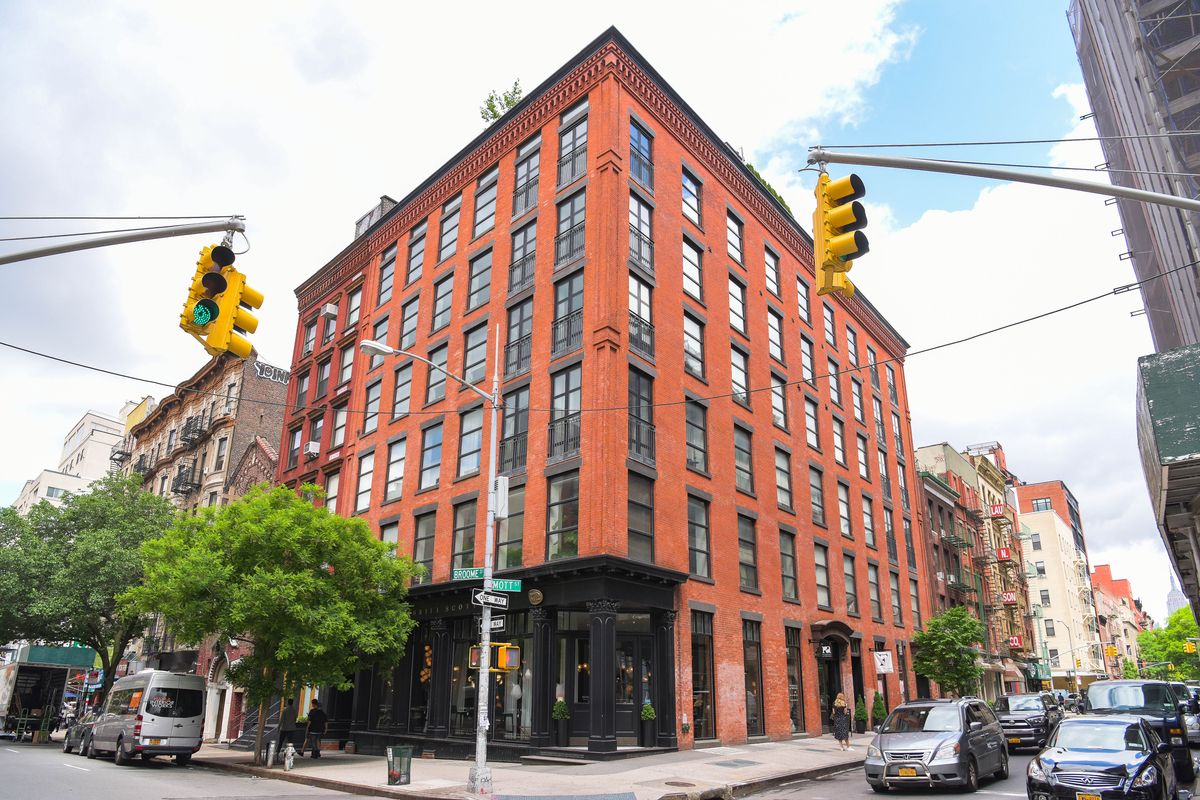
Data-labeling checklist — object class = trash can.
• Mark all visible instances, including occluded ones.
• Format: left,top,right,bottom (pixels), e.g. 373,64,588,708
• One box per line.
385,745,412,786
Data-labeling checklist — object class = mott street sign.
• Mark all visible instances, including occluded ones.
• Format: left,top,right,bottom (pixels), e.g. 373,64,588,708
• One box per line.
472,590,509,609
491,579,522,592
452,568,486,581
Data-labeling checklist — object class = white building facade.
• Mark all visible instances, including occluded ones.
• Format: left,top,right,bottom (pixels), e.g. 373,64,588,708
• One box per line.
12,409,126,514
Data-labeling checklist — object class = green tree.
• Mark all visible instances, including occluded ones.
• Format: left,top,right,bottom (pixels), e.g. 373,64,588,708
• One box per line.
1137,607,1199,680
127,483,418,762
744,161,793,216
1122,658,1139,678
480,80,523,124
0,474,176,701
911,606,986,697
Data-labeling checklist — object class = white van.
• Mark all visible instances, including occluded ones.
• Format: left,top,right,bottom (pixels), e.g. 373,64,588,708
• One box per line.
87,670,205,765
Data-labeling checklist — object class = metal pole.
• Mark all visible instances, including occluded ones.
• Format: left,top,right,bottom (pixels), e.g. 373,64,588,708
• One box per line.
0,217,246,266
469,322,502,795
806,148,1200,213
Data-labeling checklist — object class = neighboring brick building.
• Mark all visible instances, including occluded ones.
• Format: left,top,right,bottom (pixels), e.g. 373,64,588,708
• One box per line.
1090,564,1148,676
278,28,928,756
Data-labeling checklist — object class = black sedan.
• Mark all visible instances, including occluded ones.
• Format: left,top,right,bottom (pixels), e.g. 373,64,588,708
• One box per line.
1027,716,1178,800
61,710,99,755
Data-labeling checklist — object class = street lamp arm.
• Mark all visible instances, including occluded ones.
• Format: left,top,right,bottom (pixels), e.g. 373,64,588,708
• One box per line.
359,339,501,407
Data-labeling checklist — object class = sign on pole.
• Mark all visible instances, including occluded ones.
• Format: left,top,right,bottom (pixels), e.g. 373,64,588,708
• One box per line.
477,615,506,632
491,578,522,592
873,650,895,674
472,590,509,609
452,567,486,581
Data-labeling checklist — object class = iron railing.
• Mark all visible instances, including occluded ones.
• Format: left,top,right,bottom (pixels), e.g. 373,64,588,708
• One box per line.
554,222,585,266
551,309,583,357
628,415,656,466
133,454,148,474
630,150,653,188
508,252,535,295
628,311,654,359
498,431,527,474
557,146,586,186
547,413,582,461
171,464,199,495
110,438,132,463
512,178,538,217
628,225,653,273
504,334,532,378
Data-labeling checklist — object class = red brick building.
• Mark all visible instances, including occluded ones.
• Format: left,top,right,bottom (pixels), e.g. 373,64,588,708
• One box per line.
277,28,928,756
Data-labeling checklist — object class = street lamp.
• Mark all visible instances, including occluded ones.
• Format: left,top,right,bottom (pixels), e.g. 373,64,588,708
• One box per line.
1047,618,1078,692
360,329,503,794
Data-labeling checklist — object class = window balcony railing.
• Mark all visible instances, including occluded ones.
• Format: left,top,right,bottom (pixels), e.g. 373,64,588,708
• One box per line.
554,222,586,266
498,431,527,474
133,454,148,474
547,412,582,462
881,476,893,497
171,465,199,495
628,311,654,360
886,535,899,564
889,386,899,404
628,415,655,466
504,334,532,378
894,433,904,455
110,437,132,464
875,421,886,442
512,177,538,217
508,252,535,296
631,150,653,189
628,225,653,273
551,309,583,358
557,146,586,186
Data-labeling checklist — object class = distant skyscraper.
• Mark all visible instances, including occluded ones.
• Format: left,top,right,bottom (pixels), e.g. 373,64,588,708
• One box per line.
1167,574,1189,617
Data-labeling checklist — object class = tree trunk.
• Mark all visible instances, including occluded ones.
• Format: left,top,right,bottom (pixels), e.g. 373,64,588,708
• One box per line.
251,667,270,765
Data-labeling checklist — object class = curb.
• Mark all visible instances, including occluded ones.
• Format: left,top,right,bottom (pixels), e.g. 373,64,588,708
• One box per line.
659,758,865,800
191,757,452,800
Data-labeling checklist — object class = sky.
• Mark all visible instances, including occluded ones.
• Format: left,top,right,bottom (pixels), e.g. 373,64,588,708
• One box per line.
0,1,1173,622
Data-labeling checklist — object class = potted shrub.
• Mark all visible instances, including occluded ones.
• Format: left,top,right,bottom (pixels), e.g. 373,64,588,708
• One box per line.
640,701,656,747
854,697,868,734
871,692,888,730
551,699,570,746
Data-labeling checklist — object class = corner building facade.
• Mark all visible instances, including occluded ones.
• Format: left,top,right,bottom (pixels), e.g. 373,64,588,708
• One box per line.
279,28,928,756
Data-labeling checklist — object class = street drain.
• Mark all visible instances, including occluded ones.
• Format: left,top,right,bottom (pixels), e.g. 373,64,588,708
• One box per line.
666,782,695,787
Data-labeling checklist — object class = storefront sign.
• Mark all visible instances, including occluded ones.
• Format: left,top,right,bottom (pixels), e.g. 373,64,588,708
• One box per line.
989,503,1006,517
873,650,894,673
997,546,1012,561
1007,635,1024,649
253,361,290,384
1001,591,1018,605
818,643,834,659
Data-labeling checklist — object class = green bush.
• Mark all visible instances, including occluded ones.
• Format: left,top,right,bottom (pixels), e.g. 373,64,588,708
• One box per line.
872,692,888,724
640,702,656,721
552,699,570,720
855,697,868,723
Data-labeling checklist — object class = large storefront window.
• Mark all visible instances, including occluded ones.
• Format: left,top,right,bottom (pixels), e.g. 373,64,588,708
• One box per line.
785,626,805,733
692,611,716,739
447,613,534,740
743,619,763,736
408,624,433,733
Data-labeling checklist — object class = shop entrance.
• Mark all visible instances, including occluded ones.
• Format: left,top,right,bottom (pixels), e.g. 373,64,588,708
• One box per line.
614,635,653,739
816,638,843,734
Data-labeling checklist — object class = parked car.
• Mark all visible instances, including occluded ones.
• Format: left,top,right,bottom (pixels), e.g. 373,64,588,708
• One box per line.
61,708,100,754
996,692,1064,751
1168,682,1200,747
1066,693,1085,712
1026,715,1178,800
1086,679,1195,783
87,670,205,765
864,697,1008,793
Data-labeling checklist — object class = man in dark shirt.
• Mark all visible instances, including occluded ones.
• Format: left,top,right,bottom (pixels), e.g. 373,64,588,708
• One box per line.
276,698,299,763
304,699,328,758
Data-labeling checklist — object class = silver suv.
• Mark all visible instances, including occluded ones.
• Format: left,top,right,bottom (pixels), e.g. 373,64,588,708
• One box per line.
864,698,1007,793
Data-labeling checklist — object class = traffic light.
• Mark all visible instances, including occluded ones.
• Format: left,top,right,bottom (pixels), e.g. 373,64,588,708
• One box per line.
180,244,233,337
1185,641,1197,654
495,645,521,670
1169,662,1177,672
813,172,869,298
179,243,263,359
469,646,483,669
1075,658,1082,669
1105,645,1118,658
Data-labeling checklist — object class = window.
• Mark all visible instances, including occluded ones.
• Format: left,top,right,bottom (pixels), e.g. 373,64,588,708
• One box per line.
810,467,826,525
457,408,483,476
805,398,820,449
628,273,653,357
838,484,852,537
728,276,746,332
781,529,798,600
393,363,412,417
1032,497,1052,512
1049,648,1060,667
555,190,586,265
1031,532,1042,550
868,564,882,619
878,449,890,492
845,554,859,615
1040,589,1051,606
214,437,228,470
884,509,897,563
438,194,461,261
406,221,427,284
727,211,743,262
764,248,780,296
743,620,764,736
1045,619,1056,637
828,359,841,405
823,303,836,346
558,105,588,186
846,327,858,366
400,296,420,347
323,304,337,342
324,471,340,513
287,427,301,469
547,471,579,559
473,165,498,236
731,347,750,407
496,485,524,570
771,375,788,428
903,516,915,566
796,276,810,324
511,135,541,216
413,511,436,585
452,501,477,569
833,419,846,464
767,309,785,362
553,271,584,355
888,572,902,622
331,406,347,448
363,381,381,433
549,365,582,458
688,496,710,577
385,439,406,502
909,578,921,627
356,451,374,513
692,611,716,739
463,325,487,385
378,244,396,306
432,275,454,331
682,239,703,300
158,474,168,496
302,319,317,355
733,426,754,494
815,544,831,607
381,521,399,556
867,345,880,389
630,121,653,187
738,515,758,590
682,169,701,225
419,423,442,490
294,371,310,412
685,401,708,472
167,428,177,451
801,336,815,384
368,318,388,369
467,250,492,310
1035,560,1046,576
775,449,793,509
683,314,705,378
338,344,354,385
852,379,864,421
873,397,885,442
500,385,529,473
886,364,898,403
426,345,448,403
628,368,654,463
627,473,654,562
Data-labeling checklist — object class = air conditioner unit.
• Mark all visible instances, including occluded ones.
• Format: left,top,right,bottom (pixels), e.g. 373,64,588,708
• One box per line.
321,303,339,318
303,442,320,458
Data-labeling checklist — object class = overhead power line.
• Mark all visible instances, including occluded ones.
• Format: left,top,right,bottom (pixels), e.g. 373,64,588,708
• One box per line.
816,132,1200,149
0,215,235,221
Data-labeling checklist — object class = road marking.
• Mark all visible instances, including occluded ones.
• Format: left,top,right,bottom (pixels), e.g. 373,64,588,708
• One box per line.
3,748,17,753
61,763,89,771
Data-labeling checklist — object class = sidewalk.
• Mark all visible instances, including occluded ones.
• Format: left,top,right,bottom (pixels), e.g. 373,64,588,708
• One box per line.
192,733,867,800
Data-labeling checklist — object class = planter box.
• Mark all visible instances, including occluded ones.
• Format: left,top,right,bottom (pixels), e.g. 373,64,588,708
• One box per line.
319,739,339,751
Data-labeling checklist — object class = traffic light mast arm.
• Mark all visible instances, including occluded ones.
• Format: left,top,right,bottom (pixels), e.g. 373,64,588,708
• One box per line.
807,148,1200,213
0,217,245,266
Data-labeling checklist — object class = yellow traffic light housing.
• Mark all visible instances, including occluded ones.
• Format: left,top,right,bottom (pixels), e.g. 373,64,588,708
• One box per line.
1075,658,1082,668
179,243,263,359
1185,641,1197,654
495,644,521,670
180,244,234,336
813,172,869,298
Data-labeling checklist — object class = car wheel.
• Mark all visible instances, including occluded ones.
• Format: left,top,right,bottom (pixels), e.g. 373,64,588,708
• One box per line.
995,749,1009,780
62,734,73,754
175,753,191,766
85,736,97,759
140,752,154,761
964,757,979,792
1176,752,1196,784
114,737,130,766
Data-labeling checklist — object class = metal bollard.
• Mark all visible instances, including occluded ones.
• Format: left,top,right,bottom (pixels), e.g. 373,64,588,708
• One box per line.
284,742,296,771
266,741,277,768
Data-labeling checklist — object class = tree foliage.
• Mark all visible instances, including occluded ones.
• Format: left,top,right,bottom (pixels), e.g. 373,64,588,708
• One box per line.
127,483,418,706
1137,607,1199,680
1122,658,1139,678
0,474,176,700
480,80,523,124
911,606,986,696
744,161,793,216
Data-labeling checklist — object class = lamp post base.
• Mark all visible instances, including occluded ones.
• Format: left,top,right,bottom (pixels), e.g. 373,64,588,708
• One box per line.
468,764,493,794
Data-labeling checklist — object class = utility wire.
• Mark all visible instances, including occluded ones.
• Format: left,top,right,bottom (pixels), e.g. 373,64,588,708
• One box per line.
814,132,1200,149
0,258,1194,419
0,222,217,243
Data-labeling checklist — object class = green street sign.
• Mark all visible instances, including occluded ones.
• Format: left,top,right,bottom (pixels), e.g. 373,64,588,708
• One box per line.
491,579,522,592
452,568,485,581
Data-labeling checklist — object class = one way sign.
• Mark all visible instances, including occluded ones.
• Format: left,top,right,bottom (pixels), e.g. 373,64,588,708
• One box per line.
472,590,509,609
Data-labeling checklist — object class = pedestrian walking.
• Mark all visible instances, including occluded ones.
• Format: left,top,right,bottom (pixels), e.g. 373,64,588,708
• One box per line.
304,699,328,758
831,692,852,750
276,697,299,764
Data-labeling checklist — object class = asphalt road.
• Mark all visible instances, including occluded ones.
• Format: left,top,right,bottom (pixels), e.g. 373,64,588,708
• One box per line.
0,739,357,800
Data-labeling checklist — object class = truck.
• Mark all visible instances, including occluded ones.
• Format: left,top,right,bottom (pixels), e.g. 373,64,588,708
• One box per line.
0,644,96,739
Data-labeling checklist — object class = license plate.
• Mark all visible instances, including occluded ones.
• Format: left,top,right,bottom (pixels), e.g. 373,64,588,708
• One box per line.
1076,794,1101,800
898,767,917,777
1008,737,1022,744
147,738,162,745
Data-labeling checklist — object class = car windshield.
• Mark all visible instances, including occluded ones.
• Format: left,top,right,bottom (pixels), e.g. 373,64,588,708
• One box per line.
882,706,961,733
1051,722,1147,752
996,696,1042,712
1087,684,1175,715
